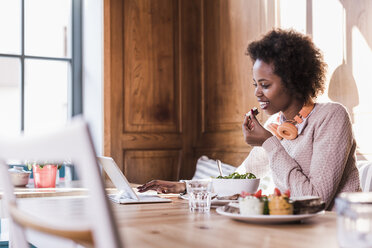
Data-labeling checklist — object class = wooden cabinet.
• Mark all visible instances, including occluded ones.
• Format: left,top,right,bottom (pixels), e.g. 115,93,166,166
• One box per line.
104,0,272,183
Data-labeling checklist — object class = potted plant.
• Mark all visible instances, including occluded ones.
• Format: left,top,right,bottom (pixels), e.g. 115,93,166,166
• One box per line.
27,162,62,188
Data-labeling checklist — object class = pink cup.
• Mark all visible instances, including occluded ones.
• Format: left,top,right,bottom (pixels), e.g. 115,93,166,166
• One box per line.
32,164,58,188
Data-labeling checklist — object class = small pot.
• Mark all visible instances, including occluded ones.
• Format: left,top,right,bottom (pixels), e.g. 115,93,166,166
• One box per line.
8,166,31,187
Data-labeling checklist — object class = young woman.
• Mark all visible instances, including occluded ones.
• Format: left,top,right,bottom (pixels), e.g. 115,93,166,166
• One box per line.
138,29,361,210
240,29,360,210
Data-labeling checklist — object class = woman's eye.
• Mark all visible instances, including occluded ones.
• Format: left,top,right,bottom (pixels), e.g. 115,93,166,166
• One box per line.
262,84,269,89
252,83,257,87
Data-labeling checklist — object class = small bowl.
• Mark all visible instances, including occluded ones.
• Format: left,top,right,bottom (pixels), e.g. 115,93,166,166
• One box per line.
212,178,260,197
8,166,31,187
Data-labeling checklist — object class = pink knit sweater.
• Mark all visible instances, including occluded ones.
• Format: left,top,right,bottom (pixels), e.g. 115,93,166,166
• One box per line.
241,102,361,210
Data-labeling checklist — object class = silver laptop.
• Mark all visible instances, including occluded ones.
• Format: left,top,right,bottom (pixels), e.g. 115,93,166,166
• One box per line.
97,156,171,204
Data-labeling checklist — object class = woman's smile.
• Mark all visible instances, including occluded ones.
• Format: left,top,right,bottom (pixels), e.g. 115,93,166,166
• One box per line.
258,100,270,110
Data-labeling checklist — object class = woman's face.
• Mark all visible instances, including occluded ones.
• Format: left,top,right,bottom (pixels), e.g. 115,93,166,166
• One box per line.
252,59,301,117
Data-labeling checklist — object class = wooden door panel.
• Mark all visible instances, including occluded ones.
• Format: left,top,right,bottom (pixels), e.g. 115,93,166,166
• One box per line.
121,133,182,149
197,0,267,166
105,0,271,181
124,150,180,184
124,0,179,133
202,0,261,133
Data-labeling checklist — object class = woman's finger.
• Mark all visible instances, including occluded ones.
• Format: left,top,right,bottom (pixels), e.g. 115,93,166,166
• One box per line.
137,184,147,191
139,186,159,193
249,122,254,130
137,180,154,190
243,113,250,126
137,181,160,192
249,109,259,124
249,109,265,131
243,114,252,131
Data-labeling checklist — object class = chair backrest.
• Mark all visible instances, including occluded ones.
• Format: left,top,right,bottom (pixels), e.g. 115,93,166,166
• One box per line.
0,117,122,248
192,156,236,180
357,161,372,192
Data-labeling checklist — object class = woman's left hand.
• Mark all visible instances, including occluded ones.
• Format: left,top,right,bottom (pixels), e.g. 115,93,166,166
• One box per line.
242,109,273,146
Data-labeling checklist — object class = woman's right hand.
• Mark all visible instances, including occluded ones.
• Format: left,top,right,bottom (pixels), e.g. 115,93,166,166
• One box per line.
137,180,186,194
242,109,273,146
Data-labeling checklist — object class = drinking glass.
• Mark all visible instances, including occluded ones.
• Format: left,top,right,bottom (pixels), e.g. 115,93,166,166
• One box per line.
32,164,58,188
185,180,212,213
336,192,372,248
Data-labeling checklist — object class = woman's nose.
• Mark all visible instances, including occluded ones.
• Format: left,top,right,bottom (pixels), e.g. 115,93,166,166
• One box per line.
255,86,263,97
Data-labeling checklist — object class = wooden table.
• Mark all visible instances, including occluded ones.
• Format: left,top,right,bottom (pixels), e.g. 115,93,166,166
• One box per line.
113,196,339,248
0,182,117,247
0,181,119,201
1,181,340,248
0,181,86,200
12,194,339,248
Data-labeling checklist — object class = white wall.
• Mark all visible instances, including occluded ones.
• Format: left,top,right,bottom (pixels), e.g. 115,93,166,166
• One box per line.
82,0,103,155
278,0,372,161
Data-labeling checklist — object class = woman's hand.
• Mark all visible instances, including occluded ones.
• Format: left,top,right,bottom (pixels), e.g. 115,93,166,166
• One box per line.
137,180,186,194
242,109,273,146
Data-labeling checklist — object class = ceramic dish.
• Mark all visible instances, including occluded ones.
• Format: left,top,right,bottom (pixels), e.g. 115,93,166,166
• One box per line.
216,204,325,224
8,166,31,187
212,178,260,197
179,194,238,207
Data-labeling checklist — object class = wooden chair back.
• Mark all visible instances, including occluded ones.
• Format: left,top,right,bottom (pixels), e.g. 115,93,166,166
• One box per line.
0,117,122,248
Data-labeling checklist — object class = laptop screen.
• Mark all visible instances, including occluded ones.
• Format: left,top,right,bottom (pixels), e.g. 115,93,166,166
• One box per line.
97,156,139,200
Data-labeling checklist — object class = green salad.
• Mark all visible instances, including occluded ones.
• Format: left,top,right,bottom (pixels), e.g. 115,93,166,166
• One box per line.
215,172,256,179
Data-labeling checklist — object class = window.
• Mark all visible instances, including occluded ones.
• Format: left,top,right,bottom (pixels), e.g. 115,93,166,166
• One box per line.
0,0,81,136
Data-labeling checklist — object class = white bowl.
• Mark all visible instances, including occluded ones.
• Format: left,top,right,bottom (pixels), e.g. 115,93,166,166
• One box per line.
9,166,31,187
212,178,260,197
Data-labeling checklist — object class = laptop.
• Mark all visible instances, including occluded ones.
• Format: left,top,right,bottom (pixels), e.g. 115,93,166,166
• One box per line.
97,156,171,204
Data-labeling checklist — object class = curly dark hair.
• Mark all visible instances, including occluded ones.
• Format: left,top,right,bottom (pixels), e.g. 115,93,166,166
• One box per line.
246,29,327,103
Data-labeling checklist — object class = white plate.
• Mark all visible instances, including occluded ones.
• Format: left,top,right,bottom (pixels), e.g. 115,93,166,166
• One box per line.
179,194,237,206
216,206,325,224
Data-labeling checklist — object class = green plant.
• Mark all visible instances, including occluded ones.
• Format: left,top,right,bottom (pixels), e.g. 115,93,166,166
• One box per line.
27,162,62,171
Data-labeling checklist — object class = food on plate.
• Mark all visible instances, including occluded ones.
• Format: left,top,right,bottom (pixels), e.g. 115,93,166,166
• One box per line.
215,172,256,179
216,194,240,200
223,204,240,214
291,196,326,214
239,197,263,215
268,188,293,215
239,190,269,215
237,188,324,216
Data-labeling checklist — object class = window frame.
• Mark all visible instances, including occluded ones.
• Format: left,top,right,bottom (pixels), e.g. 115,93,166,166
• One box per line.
0,0,82,132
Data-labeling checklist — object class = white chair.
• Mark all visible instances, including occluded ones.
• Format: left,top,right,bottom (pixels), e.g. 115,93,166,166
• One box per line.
192,156,236,180
357,161,372,192
0,117,122,248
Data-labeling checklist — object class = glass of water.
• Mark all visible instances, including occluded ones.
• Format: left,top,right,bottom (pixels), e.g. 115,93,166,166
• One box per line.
185,180,212,213
335,192,372,248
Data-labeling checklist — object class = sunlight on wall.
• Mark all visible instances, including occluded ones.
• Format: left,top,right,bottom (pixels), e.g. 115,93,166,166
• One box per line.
311,0,344,102
352,26,372,157
352,27,372,112
278,0,306,33
277,0,372,159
